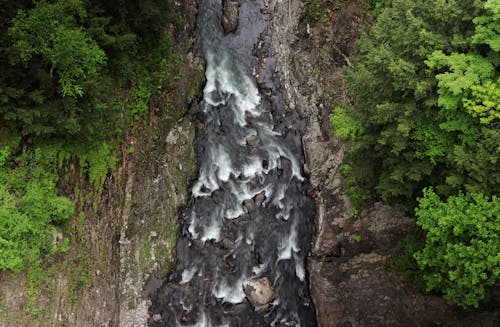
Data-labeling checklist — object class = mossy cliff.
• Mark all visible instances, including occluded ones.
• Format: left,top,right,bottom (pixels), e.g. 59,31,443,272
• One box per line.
0,1,202,326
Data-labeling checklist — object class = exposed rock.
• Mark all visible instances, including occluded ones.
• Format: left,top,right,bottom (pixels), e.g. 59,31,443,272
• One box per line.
243,199,255,211
265,1,497,326
221,238,235,249
152,314,162,322
246,135,260,147
254,191,266,206
221,0,239,34
242,277,275,310
207,90,225,104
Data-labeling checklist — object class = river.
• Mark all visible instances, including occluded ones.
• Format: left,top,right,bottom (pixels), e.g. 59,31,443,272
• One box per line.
150,1,316,325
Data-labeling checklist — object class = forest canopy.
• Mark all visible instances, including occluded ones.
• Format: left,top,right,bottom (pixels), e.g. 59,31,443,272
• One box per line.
0,0,174,274
0,0,173,138
331,0,499,308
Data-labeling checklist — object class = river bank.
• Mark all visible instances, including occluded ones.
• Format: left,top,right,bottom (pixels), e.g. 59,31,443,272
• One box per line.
265,1,497,326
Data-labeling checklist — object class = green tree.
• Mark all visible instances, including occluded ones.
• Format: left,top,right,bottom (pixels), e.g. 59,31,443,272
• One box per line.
414,188,500,308
0,0,116,138
330,0,500,307
0,0,176,276
9,0,106,97
331,0,499,202
0,0,174,138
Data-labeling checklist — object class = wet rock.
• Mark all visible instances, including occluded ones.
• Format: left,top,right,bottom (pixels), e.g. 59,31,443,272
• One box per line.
221,238,235,249
246,135,260,147
207,90,225,104
242,277,275,311
221,0,239,34
244,111,253,123
255,63,264,85
254,192,266,206
263,0,500,326
243,199,255,211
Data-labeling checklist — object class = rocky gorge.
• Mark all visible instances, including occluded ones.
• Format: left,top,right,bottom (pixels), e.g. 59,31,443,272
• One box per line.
0,1,497,326
263,1,497,326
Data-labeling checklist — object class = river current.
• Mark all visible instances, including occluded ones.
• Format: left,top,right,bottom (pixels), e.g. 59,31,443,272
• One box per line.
150,1,316,326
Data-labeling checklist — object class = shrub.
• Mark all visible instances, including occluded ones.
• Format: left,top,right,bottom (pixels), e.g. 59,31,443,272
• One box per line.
413,188,500,308
0,140,73,272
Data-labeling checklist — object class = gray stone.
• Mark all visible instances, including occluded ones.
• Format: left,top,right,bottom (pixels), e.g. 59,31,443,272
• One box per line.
221,0,239,34
152,314,162,322
221,238,235,249
254,192,266,206
246,135,260,147
243,199,255,211
242,277,275,311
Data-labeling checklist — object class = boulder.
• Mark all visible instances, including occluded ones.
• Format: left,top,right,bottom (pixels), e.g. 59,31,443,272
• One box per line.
246,135,260,147
221,0,239,34
254,192,266,206
242,277,275,311
243,199,255,211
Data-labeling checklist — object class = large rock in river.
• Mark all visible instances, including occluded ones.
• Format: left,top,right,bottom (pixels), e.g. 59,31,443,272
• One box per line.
242,277,275,311
221,0,239,34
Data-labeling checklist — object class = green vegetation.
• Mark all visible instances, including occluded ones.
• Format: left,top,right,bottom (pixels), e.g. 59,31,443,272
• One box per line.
305,0,347,23
331,0,499,307
1,0,174,138
414,188,499,308
0,1,179,316
0,134,73,273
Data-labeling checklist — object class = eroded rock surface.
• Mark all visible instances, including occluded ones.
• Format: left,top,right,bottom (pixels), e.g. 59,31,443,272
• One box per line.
0,2,202,327
243,277,275,311
265,1,497,326
221,0,239,34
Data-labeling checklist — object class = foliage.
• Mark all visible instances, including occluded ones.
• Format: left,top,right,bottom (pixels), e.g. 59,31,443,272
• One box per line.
426,51,499,125
413,188,500,308
331,0,499,203
0,0,176,275
390,233,426,290
9,0,107,97
366,0,391,16
0,0,174,138
330,106,364,139
305,0,345,24
0,2,181,321
341,164,370,215
0,136,73,273
330,0,500,307
473,0,500,51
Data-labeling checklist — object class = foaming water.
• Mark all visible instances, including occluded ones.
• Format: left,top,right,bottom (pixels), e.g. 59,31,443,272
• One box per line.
150,1,316,326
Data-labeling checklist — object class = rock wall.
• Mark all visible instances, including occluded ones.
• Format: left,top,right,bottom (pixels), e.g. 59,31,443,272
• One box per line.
265,1,496,326
0,1,202,326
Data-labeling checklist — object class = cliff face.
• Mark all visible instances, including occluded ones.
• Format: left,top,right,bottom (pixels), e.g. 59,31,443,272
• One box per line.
0,1,202,326
264,1,494,326
1,2,496,327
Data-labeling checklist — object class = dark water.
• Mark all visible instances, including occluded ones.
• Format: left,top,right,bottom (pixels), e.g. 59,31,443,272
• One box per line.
150,1,316,326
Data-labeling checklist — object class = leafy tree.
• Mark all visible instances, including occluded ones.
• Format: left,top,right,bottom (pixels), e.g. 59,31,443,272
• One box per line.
9,0,106,97
0,0,176,276
0,0,174,138
331,0,499,202
0,0,115,137
331,0,500,307
414,188,499,308
473,0,500,52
